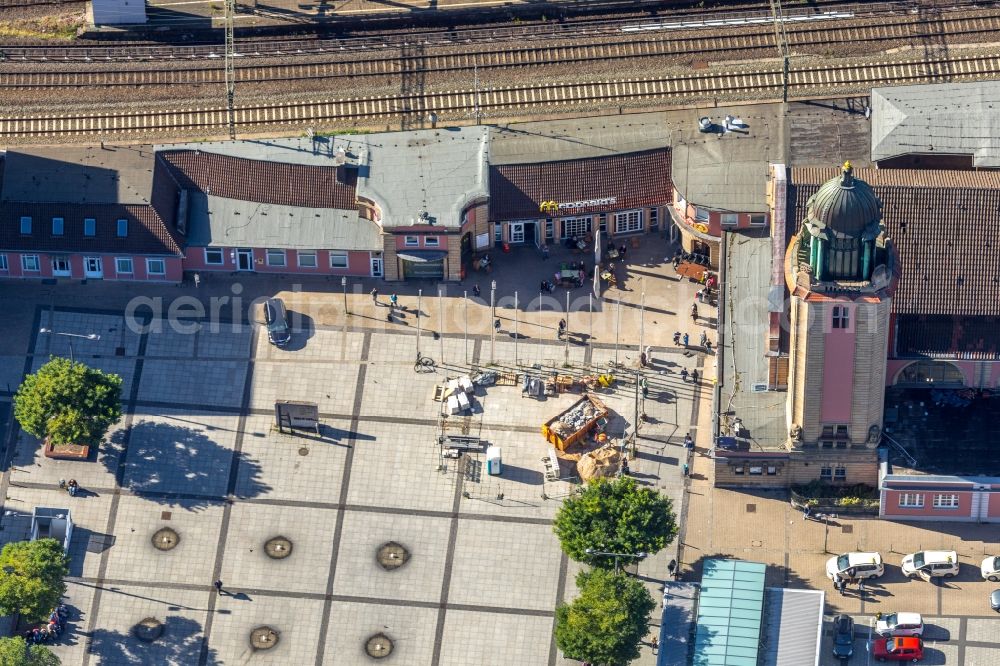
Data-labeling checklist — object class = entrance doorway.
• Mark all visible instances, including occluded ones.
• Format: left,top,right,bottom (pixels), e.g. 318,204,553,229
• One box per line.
509,222,525,244
83,257,103,279
236,248,254,271
524,222,538,246
52,258,71,277
371,255,384,278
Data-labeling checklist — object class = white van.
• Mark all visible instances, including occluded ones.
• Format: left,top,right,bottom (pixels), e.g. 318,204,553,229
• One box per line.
901,550,959,579
826,552,884,580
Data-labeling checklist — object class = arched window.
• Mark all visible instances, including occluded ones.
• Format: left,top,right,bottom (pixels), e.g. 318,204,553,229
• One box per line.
895,361,965,387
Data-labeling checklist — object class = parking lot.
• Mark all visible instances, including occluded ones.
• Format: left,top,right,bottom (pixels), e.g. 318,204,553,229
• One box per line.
0,300,704,665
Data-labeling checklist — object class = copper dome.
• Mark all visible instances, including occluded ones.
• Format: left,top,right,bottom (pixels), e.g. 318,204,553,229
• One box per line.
805,162,881,237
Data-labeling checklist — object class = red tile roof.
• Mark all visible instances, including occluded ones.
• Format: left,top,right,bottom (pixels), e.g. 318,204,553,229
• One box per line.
789,167,1000,358
158,150,358,211
0,155,183,256
489,149,671,221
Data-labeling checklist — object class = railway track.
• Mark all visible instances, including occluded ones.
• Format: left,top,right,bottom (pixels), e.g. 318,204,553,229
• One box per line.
2,52,997,138
0,0,988,63
3,11,998,88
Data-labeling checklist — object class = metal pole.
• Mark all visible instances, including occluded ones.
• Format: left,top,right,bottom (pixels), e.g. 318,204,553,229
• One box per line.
490,288,495,364
417,289,422,355
538,291,542,366
514,292,519,366
615,299,622,366
69,340,75,363
342,278,348,316
633,369,640,459
464,290,469,365
639,284,645,359
589,292,593,354
438,288,444,365
564,291,570,366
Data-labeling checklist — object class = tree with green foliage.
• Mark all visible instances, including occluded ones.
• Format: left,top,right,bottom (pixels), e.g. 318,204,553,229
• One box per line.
555,568,656,666
0,539,70,623
0,637,60,666
14,357,122,447
554,476,677,566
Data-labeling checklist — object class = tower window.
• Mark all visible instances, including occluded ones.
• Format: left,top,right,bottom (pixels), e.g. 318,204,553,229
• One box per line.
832,306,850,329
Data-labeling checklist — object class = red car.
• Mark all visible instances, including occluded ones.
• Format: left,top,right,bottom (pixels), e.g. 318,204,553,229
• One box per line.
873,636,924,662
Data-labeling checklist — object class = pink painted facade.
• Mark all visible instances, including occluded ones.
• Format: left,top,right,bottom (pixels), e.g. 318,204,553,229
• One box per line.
182,247,377,277
880,475,1000,522
0,251,182,282
821,306,856,423
671,187,769,237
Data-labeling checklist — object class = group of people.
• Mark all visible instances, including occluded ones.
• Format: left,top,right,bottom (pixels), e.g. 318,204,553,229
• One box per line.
23,605,68,644
673,330,712,351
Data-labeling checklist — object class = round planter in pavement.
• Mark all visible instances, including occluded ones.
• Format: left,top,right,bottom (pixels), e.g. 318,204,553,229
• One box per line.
365,633,394,659
376,542,410,571
151,527,180,551
133,618,165,643
250,626,280,650
265,536,293,560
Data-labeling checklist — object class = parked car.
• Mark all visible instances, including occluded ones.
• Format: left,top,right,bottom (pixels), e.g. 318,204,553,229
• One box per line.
832,614,854,658
991,589,1000,613
873,636,923,662
901,550,958,580
876,612,924,637
981,555,1000,582
264,298,291,347
827,552,884,581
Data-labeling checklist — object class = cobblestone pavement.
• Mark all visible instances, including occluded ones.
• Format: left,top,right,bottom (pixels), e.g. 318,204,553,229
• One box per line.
681,428,1000,666
0,265,712,665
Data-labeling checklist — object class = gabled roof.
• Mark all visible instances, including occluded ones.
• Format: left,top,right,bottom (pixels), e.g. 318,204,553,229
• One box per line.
489,149,671,220
158,150,357,210
0,152,183,256
788,167,1000,358
871,82,1000,168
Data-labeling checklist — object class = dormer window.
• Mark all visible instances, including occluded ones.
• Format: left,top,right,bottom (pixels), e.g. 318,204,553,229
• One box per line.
84,218,96,237
52,218,64,236
117,219,128,237
19,217,31,235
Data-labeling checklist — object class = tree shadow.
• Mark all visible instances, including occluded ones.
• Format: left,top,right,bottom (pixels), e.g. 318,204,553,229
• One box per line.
88,615,218,665
106,421,270,509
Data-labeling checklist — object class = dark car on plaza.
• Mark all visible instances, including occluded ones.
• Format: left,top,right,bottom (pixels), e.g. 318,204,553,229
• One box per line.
264,298,291,347
991,589,1000,612
832,614,854,659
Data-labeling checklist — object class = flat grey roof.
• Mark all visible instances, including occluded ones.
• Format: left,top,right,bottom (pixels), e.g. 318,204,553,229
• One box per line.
872,81,1000,168
1,145,155,205
352,126,488,229
761,588,823,666
155,136,363,168
489,113,671,165
658,583,699,666
671,109,782,214
721,229,786,450
185,192,380,251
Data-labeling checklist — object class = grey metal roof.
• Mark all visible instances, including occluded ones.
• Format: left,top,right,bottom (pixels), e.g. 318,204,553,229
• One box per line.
761,588,824,666
658,583,700,666
352,126,488,229
871,81,1000,168
155,136,363,168
184,192,380,251
693,559,766,666
883,473,1000,485
1,145,155,205
720,229,787,450
671,109,783,213
489,113,671,165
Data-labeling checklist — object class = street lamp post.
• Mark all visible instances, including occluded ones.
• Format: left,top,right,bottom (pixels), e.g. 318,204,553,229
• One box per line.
614,299,622,366
490,280,496,365
564,291,570,367
464,290,469,365
417,289,422,355
438,287,444,365
341,277,348,317
583,548,647,575
38,328,100,363
514,291,519,366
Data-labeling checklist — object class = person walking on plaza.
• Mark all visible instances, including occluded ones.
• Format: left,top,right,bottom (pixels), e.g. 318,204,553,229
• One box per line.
389,293,398,310
673,331,681,345
371,288,380,305
700,331,708,348
494,318,502,334
691,302,699,322
680,368,689,382
558,318,567,339
214,580,225,595
472,284,481,298
619,244,627,262
691,369,699,384
683,333,689,347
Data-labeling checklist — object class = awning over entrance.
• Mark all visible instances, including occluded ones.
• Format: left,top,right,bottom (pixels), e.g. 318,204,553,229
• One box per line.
397,251,448,263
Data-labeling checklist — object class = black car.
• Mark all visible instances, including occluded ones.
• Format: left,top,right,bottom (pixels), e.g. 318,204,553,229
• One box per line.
264,298,291,347
991,589,1000,612
832,614,854,659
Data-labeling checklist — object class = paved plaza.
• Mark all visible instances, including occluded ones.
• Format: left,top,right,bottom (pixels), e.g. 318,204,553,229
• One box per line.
0,278,705,665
